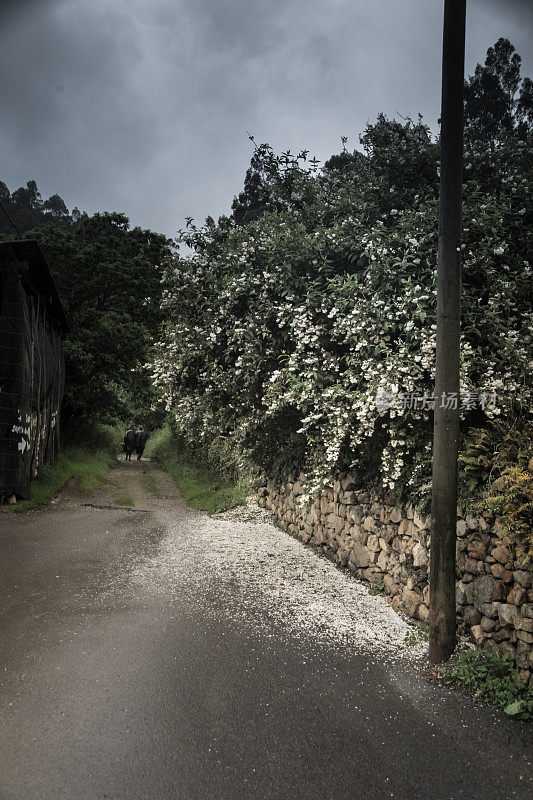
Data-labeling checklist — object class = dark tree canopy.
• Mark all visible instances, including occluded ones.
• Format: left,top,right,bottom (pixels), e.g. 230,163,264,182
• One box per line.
464,38,531,143
0,179,71,237
29,212,174,429
231,143,278,225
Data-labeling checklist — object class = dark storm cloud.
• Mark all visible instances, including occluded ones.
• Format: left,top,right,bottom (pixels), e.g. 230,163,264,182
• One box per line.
0,0,531,237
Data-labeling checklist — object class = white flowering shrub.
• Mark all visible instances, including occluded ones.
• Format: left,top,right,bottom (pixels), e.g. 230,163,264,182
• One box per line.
151,116,531,502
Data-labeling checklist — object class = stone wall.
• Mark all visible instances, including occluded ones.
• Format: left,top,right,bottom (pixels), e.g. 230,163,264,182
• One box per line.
257,473,533,687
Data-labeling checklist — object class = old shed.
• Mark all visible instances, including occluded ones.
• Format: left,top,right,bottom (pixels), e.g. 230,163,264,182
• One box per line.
0,240,68,500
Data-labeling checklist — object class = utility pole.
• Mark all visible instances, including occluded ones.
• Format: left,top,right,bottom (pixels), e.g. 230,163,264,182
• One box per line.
429,0,466,663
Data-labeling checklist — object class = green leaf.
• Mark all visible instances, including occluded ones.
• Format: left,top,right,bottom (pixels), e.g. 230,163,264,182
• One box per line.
504,700,525,716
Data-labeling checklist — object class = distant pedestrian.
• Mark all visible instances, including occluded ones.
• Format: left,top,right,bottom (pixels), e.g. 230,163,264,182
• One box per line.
124,425,136,461
135,426,148,460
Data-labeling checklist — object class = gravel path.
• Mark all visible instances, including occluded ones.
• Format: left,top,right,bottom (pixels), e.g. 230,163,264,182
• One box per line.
135,511,418,660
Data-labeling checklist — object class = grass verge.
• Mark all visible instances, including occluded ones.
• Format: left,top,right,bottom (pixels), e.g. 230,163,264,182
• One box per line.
5,424,121,513
146,425,251,514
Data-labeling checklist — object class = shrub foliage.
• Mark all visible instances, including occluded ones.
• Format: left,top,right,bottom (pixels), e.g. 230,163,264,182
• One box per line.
151,43,531,514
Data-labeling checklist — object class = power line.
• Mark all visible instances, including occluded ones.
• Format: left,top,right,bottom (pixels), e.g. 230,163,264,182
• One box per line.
0,199,22,238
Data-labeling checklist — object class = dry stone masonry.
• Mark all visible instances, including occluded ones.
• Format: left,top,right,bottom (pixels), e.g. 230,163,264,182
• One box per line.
257,473,533,687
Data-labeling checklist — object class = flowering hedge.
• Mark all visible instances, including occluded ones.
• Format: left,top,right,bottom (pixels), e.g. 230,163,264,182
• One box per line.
151,116,531,503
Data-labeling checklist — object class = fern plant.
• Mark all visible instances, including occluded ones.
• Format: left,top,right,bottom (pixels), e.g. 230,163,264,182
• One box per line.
485,467,533,567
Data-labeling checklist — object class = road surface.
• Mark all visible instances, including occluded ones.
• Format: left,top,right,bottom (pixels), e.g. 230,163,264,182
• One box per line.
0,459,531,800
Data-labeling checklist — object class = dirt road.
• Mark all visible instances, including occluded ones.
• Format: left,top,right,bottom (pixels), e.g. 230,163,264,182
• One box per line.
0,459,531,799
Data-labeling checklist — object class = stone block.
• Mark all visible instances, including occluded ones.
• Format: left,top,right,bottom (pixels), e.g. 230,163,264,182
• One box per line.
470,625,485,646
383,575,401,596
463,606,481,627
391,537,402,553
380,528,395,545
481,616,497,633
348,541,371,569
456,581,469,605
456,519,468,537
402,587,421,617
507,585,526,606
465,514,478,530
514,571,533,589
514,616,533,633
491,545,510,565
472,575,493,610
465,557,484,575
363,566,383,583
467,539,488,559
491,581,507,602
390,507,402,524
398,519,414,536
515,642,532,669
499,641,517,661
517,630,533,645
492,628,511,643
377,551,389,572
313,526,326,545
480,603,498,619
413,542,428,567
413,511,429,530
348,505,364,524
404,539,416,556
522,604,533,619
333,515,345,535
491,563,503,579
455,581,473,605
391,594,403,612
497,603,518,627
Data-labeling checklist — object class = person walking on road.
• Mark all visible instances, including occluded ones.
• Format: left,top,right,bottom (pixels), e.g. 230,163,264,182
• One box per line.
123,425,136,461
135,426,148,460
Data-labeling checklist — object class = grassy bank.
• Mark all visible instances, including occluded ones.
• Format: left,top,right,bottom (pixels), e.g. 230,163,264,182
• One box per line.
146,426,251,514
6,425,121,513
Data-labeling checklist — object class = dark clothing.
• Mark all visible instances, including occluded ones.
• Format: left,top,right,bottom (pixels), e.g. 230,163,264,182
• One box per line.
135,429,147,460
124,429,135,460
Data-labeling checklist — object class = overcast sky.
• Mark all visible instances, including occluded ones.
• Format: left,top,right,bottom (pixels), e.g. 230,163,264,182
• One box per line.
1,0,531,238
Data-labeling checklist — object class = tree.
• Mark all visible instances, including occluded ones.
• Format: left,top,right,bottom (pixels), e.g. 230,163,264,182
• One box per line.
31,212,174,428
464,38,529,144
0,178,71,236
231,143,278,225
43,194,69,219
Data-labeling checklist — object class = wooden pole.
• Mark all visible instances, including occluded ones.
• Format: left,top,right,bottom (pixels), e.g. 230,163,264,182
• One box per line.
429,0,466,663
